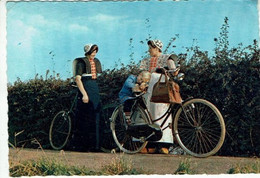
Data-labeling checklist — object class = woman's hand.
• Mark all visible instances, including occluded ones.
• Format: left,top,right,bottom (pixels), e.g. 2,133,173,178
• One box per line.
139,83,148,91
75,75,89,103
132,84,141,92
82,94,89,103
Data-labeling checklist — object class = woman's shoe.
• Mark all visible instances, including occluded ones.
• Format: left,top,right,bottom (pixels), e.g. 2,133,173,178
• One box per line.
140,147,148,154
159,147,169,154
147,148,156,154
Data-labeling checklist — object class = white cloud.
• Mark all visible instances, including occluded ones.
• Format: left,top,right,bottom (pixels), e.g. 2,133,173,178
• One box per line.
69,24,89,32
86,13,132,32
20,13,90,34
8,19,38,49
26,14,60,30
29,14,48,26
88,13,126,22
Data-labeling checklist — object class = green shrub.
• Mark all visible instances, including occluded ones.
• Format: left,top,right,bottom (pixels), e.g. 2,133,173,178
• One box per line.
8,76,73,149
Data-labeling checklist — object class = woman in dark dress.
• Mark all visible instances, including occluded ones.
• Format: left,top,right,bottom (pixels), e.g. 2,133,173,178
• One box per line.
72,44,102,151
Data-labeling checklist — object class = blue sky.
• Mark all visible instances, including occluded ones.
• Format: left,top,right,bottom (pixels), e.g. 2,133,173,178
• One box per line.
6,0,259,83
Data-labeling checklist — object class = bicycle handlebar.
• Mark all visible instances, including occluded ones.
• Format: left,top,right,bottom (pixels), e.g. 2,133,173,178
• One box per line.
133,91,147,98
167,67,180,74
156,67,185,81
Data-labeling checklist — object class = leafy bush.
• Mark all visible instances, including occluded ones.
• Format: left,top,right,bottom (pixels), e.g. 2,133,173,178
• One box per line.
8,76,73,148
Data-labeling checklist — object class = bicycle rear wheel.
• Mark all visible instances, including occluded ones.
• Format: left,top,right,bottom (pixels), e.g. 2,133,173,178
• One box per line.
110,105,149,154
173,99,225,157
49,111,72,150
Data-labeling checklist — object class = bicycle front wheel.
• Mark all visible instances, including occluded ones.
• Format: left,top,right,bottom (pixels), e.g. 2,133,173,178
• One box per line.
173,99,225,157
49,111,72,150
110,105,149,154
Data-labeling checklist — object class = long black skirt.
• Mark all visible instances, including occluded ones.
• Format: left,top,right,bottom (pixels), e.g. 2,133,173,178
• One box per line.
73,77,101,151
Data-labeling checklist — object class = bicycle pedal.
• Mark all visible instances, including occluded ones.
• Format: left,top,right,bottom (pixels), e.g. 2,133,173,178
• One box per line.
140,137,146,142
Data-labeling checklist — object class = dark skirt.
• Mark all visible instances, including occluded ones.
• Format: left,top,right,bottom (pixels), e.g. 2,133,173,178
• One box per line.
78,76,100,110
74,76,101,150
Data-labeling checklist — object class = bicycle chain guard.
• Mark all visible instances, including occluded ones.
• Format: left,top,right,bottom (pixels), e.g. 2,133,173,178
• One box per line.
126,123,162,141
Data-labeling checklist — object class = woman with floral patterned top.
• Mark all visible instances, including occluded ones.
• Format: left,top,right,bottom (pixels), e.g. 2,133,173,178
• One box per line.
140,39,179,154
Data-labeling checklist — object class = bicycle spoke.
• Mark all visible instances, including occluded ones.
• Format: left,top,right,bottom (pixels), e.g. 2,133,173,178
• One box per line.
202,128,221,143
127,138,137,151
174,99,225,157
49,111,71,150
179,128,195,145
179,126,195,141
183,105,197,126
198,131,213,153
111,105,149,153
179,111,196,127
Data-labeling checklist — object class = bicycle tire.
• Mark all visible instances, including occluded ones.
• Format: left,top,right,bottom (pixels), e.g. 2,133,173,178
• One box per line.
110,105,149,154
173,98,225,157
49,110,72,150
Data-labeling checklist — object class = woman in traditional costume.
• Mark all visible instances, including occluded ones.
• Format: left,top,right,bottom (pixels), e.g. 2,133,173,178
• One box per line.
140,39,179,154
72,44,102,151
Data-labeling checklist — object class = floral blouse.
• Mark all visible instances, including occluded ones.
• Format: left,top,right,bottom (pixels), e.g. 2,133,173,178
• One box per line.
140,54,171,73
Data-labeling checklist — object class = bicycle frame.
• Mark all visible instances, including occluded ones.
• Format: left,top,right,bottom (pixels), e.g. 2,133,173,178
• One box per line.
129,68,186,131
132,94,194,132
69,91,78,115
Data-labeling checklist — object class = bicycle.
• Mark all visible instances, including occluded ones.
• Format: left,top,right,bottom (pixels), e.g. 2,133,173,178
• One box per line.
110,68,226,158
48,82,117,152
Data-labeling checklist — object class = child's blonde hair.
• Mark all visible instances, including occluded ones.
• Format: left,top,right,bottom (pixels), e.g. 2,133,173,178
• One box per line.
141,71,151,83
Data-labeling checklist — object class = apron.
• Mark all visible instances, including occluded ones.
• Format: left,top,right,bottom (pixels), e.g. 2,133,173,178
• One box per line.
144,73,173,144
75,76,101,149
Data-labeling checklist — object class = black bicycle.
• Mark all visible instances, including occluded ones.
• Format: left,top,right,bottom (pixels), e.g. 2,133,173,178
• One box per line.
110,69,226,157
48,82,117,152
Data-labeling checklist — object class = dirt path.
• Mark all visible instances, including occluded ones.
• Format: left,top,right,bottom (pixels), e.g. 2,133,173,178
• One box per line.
9,148,259,175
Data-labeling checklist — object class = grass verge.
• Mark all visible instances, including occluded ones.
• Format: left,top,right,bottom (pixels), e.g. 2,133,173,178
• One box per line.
101,154,146,175
10,157,98,176
9,153,146,176
227,159,260,174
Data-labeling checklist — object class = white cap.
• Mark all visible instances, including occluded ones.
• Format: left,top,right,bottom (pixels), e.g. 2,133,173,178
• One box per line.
148,40,163,51
84,44,93,54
